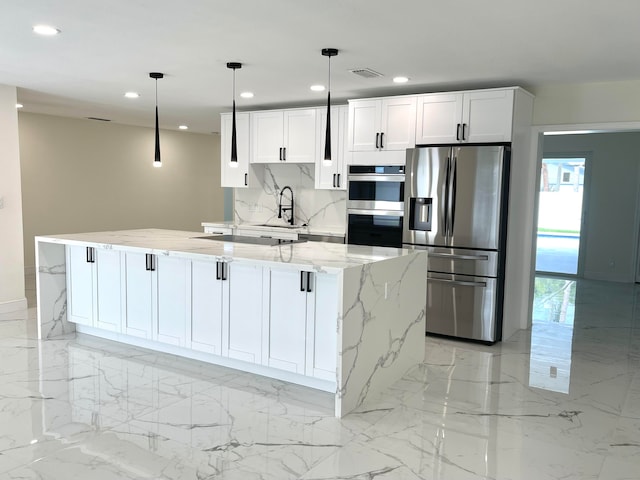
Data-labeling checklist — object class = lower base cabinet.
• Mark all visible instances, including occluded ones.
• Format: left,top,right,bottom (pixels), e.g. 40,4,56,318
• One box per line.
69,245,339,382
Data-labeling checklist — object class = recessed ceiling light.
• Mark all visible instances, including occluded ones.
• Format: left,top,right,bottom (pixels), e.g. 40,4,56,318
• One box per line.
16,103,23,109
178,125,188,130
310,85,326,92
240,92,254,99
33,24,61,36
124,92,139,99
393,76,409,84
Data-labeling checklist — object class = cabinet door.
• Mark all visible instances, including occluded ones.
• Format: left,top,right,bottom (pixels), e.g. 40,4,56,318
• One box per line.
224,263,264,363
415,93,463,144
67,245,94,326
283,109,317,163
315,106,342,189
264,269,310,373
348,99,381,152
124,252,154,339
380,96,417,151
221,112,251,188
306,273,338,381
191,260,224,355
155,256,191,347
94,249,123,332
251,111,283,163
462,89,514,143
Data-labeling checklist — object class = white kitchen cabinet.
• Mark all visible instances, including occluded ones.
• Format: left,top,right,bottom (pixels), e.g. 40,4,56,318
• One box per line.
347,96,416,165
123,252,190,346
264,268,338,379
315,105,348,190
67,245,123,332
223,262,265,363
220,112,260,188
234,226,299,240
416,88,514,144
191,260,224,355
203,224,233,235
251,108,317,163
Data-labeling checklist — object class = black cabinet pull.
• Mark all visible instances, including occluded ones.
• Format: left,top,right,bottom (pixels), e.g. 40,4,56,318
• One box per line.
300,271,306,292
86,247,92,263
456,123,461,141
375,132,380,149
332,174,336,188
145,253,151,271
279,147,283,161
244,173,248,186
216,261,221,280
462,123,467,141
222,262,227,281
380,132,384,149
336,174,341,188
282,147,286,161
306,272,312,292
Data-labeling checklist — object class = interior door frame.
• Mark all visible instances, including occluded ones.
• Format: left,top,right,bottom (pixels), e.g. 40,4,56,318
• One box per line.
536,150,592,277
526,121,640,329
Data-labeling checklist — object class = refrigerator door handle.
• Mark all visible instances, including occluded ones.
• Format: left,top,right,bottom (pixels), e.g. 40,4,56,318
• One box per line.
429,252,490,261
449,156,457,236
428,277,487,288
443,156,451,239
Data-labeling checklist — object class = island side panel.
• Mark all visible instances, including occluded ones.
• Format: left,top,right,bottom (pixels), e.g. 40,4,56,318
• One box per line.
36,240,74,339
336,251,427,416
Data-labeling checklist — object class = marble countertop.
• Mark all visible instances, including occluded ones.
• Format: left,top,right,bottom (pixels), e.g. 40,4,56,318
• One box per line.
201,221,346,237
37,228,415,273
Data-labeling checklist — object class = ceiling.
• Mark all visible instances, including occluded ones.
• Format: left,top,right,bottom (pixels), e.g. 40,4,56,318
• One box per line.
3,1,640,134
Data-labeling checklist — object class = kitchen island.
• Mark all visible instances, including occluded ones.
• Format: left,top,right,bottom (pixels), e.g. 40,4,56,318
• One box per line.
35,229,427,417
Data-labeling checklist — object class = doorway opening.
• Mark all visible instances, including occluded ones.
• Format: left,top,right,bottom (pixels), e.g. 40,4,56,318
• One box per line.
535,156,587,275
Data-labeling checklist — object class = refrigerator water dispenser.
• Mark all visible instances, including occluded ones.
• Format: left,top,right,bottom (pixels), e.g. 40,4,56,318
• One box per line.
409,197,432,231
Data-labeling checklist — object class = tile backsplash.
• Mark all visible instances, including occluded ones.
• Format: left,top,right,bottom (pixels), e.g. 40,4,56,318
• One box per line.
234,164,346,231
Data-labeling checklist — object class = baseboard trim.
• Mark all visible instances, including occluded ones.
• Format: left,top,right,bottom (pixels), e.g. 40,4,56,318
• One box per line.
0,298,28,314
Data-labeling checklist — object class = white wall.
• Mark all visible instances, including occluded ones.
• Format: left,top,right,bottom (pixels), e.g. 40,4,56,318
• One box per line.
0,85,26,311
19,113,223,268
543,132,640,282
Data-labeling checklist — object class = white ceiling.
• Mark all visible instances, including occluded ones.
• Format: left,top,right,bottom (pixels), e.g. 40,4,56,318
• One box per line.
3,1,640,134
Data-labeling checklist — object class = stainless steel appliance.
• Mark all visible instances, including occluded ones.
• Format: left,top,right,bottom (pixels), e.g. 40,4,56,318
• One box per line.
347,165,404,248
403,145,510,343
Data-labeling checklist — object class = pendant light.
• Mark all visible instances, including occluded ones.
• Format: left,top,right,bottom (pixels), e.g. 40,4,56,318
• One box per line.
149,72,164,168
227,62,242,163
322,48,338,161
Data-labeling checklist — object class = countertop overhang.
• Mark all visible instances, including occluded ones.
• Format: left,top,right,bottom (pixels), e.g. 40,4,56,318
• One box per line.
36,228,419,274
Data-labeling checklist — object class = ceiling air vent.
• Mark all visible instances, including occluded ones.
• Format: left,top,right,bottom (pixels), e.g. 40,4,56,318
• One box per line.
349,68,384,79
86,117,111,122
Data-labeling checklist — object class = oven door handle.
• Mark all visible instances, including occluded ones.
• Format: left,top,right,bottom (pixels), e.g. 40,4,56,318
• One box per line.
347,174,405,182
347,209,404,217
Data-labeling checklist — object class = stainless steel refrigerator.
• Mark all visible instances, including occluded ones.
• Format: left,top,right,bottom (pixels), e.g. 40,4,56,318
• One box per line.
403,145,510,343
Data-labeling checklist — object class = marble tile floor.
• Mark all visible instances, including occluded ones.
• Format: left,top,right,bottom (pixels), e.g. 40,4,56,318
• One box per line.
0,275,638,479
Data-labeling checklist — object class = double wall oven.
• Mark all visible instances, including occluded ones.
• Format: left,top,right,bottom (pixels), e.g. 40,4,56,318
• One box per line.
346,165,404,248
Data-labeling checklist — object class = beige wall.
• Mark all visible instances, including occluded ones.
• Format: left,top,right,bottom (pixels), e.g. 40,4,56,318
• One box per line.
543,132,640,282
531,79,640,126
19,112,223,268
0,84,25,310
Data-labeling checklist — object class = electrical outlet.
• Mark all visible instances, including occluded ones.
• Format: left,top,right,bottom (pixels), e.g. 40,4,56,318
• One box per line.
550,366,557,378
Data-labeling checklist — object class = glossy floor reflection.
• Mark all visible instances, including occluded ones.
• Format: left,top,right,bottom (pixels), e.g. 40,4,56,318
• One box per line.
1,275,639,479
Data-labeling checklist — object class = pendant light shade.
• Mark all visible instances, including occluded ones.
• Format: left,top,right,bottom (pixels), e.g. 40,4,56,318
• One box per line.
149,72,164,168
227,62,242,163
321,48,338,161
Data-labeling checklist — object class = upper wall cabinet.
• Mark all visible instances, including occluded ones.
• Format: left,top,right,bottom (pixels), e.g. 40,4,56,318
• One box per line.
221,112,259,188
347,96,416,166
415,89,515,144
251,108,317,164
315,105,348,190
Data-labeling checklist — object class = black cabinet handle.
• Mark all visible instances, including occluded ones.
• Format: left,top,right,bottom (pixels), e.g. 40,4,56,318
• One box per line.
456,123,461,141
300,271,306,292
462,123,467,141
336,173,341,188
380,132,384,149
222,262,227,281
282,147,286,161
244,173,248,186
86,247,94,263
145,253,151,271
306,272,312,292
216,261,221,280
332,174,336,188
375,132,380,149
279,147,283,161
